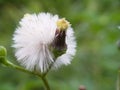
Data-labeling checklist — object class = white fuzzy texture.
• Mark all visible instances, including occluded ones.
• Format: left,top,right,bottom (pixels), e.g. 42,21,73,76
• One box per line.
13,12,76,72
53,27,76,68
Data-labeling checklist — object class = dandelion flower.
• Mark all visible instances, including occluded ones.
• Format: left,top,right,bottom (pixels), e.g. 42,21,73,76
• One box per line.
13,12,76,73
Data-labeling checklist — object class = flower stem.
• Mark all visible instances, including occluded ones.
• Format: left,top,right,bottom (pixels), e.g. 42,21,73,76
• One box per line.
117,70,120,90
41,76,50,90
3,60,42,77
1,59,51,90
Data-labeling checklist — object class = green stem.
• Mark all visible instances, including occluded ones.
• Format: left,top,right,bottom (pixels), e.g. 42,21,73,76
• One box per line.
2,59,51,90
117,70,120,90
4,60,42,77
41,76,50,90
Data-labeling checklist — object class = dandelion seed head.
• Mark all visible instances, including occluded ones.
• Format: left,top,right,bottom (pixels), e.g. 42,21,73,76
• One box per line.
13,12,76,73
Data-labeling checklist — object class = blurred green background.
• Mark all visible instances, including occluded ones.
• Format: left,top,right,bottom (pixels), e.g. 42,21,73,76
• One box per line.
0,0,120,90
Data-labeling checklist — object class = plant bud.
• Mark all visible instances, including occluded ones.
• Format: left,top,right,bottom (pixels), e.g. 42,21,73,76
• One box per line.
0,46,7,57
79,85,86,90
0,46,7,63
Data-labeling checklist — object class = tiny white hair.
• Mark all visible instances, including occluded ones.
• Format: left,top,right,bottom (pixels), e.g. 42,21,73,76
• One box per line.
13,12,76,73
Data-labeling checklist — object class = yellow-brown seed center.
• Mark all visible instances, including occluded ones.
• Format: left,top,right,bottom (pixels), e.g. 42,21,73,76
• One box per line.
56,18,70,31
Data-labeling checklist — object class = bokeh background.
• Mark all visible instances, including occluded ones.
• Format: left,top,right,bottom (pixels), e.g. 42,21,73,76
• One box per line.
0,0,120,90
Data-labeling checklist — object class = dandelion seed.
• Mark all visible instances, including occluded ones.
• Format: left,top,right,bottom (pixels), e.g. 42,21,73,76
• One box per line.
13,12,76,73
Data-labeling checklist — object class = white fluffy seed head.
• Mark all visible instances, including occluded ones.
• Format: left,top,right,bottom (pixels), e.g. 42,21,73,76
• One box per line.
12,12,76,73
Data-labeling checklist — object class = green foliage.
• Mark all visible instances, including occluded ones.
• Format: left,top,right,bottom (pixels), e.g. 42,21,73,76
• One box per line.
0,0,120,90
